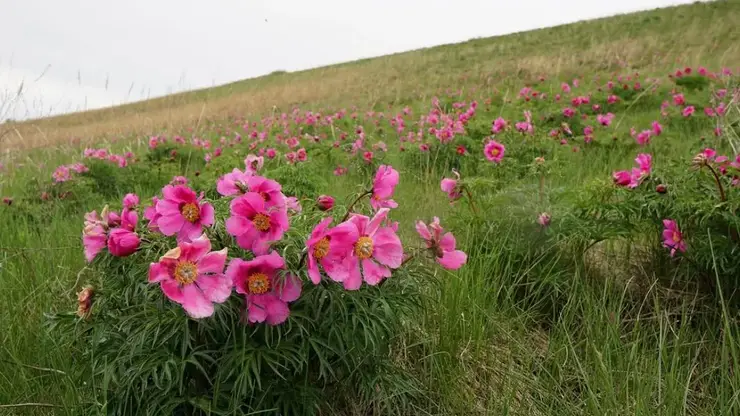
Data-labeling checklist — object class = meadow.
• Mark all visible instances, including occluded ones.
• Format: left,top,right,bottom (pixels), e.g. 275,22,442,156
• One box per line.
2,1,740,415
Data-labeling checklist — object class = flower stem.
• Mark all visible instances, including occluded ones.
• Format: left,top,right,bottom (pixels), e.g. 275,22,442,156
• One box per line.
706,164,727,202
463,186,479,215
401,254,415,267
341,190,372,222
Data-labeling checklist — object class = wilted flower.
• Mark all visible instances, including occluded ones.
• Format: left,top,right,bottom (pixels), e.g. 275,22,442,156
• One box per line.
76,286,94,318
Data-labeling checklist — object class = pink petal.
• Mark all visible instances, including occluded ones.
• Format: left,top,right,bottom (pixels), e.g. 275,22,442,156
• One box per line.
225,259,248,294
308,255,322,284
231,192,264,218
415,221,431,241
163,185,195,203
181,284,215,318
148,262,171,283
160,278,186,303
439,232,457,252
157,214,185,236
275,274,301,302
155,199,181,215
195,274,231,303
199,202,215,226
264,297,290,325
438,250,467,270
342,257,363,290
361,259,391,285
225,215,252,236
366,208,389,236
197,248,227,274
372,227,403,268
247,295,268,323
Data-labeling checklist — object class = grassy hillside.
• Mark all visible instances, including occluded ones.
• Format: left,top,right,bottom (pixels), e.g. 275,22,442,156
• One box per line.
1,1,740,415
2,0,739,151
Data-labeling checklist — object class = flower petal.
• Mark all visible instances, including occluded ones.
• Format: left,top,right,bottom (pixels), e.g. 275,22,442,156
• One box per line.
181,285,215,318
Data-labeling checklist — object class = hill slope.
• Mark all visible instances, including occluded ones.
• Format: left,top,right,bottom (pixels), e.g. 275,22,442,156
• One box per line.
3,0,739,150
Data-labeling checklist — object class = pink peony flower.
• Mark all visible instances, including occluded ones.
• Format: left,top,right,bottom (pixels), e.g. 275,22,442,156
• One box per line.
107,227,140,257
371,165,399,210
217,168,253,197
305,218,358,284
440,170,463,202
225,192,289,255
415,217,467,270
245,154,264,173
227,252,301,325
339,208,403,290
122,193,139,209
673,93,685,106
492,117,507,133
52,165,71,183
155,185,215,242
682,106,695,117
148,235,230,318
651,121,663,136
635,130,651,146
484,139,505,163
286,196,302,213
613,171,632,186
662,219,686,256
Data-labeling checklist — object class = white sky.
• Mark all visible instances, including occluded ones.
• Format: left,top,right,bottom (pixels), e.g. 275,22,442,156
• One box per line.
0,0,697,120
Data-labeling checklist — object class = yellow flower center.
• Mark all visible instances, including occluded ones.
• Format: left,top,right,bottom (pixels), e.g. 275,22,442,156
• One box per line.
672,232,681,243
491,148,500,156
174,262,198,285
354,236,374,259
252,213,271,232
181,203,200,223
313,237,330,260
247,272,270,294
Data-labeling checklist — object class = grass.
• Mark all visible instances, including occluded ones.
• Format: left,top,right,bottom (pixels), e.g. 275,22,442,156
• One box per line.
2,0,740,414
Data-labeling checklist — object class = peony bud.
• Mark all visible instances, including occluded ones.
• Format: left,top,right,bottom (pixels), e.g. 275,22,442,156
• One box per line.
107,228,140,257
317,195,335,211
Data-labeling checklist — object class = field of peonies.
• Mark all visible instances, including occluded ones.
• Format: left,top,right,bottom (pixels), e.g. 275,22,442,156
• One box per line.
2,4,740,415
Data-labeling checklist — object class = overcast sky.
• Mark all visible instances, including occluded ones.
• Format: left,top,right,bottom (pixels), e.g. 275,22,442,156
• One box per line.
0,0,698,120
